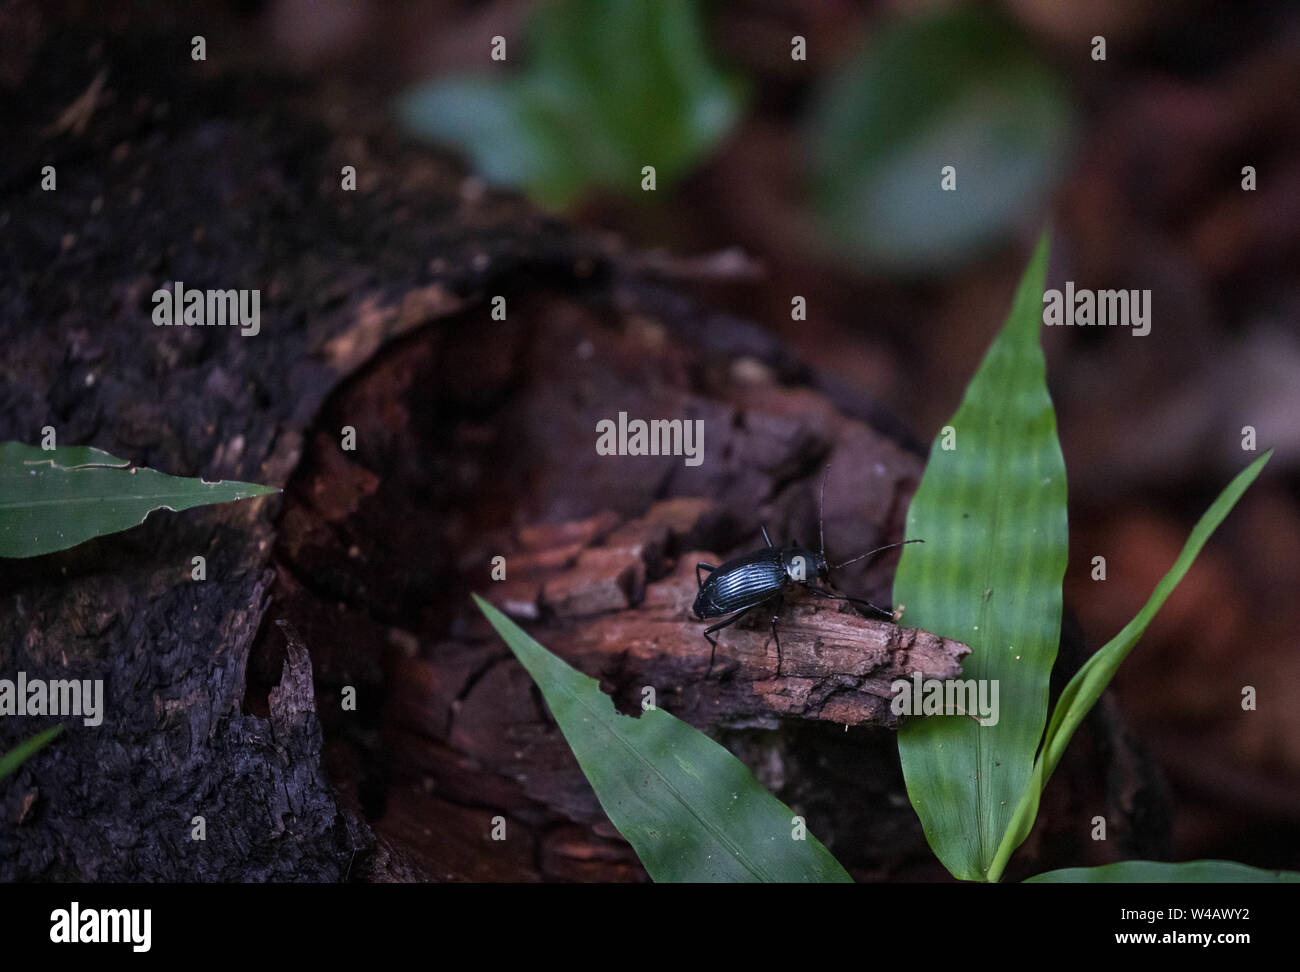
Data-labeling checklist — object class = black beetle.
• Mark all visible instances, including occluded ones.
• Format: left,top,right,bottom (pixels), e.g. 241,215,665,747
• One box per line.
692,473,921,677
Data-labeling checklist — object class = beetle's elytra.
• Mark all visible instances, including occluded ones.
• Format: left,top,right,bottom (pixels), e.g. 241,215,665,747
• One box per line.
691,471,921,677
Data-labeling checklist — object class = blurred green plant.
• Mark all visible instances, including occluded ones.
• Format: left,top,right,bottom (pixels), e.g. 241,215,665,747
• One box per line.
808,8,1074,274
475,231,1290,882
0,442,278,558
398,0,746,208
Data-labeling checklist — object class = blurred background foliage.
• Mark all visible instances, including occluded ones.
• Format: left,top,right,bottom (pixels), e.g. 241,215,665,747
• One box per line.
255,0,1298,871
805,5,1073,272
399,0,748,208
397,0,1074,272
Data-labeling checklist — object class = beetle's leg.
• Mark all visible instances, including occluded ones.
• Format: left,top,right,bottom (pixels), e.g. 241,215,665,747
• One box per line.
800,582,894,619
760,524,774,548
695,562,717,590
768,594,784,676
703,609,752,677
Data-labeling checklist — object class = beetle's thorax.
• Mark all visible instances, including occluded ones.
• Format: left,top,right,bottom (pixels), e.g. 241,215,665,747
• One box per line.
780,545,824,584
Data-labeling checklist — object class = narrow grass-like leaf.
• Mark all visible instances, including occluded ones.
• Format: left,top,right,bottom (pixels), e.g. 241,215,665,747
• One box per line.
1028,860,1300,883
1038,451,1270,784
893,233,1068,881
473,594,851,883
990,452,1271,879
0,442,278,558
0,725,64,781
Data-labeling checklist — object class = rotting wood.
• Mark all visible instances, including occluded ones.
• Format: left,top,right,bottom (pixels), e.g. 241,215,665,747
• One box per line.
479,499,970,731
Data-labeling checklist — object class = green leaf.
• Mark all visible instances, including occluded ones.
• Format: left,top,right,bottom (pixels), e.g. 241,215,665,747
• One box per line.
1029,860,1300,883
397,0,745,208
893,232,1068,881
989,451,1271,879
472,594,851,883
0,725,64,781
395,78,550,189
807,7,1073,273
0,442,279,558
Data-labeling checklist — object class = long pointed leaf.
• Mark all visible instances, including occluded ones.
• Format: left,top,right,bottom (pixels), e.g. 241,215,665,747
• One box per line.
1041,450,1270,784
893,233,1068,880
0,442,278,558
990,452,1271,878
473,594,851,883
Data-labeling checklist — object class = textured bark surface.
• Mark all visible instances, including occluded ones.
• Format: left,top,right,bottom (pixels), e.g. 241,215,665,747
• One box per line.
480,496,970,730
263,277,965,881
0,6,600,881
0,2,1169,883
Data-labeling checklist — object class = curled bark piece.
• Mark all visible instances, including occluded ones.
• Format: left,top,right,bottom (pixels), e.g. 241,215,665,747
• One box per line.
482,509,970,730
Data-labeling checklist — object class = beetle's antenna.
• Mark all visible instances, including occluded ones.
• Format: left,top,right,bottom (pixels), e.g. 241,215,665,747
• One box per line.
830,538,924,571
799,583,895,619
818,464,830,564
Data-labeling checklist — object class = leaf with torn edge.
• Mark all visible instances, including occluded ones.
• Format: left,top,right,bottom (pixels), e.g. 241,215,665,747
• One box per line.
0,442,279,558
473,594,852,883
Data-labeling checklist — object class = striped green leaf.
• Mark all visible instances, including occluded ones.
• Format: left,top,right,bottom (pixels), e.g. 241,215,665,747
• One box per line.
0,442,278,558
473,594,851,883
893,233,1068,881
